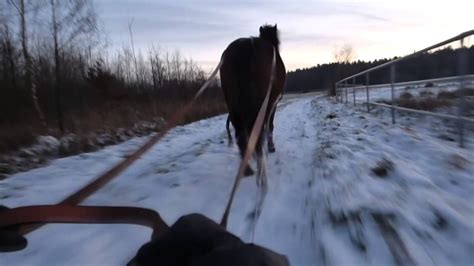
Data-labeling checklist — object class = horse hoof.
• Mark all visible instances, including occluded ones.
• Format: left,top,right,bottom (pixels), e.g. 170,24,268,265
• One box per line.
268,145,276,153
244,167,254,176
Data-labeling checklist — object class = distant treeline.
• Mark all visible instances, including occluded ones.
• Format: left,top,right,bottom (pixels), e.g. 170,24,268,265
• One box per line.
286,46,474,94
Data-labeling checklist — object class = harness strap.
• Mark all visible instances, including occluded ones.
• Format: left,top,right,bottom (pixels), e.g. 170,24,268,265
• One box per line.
220,45,277,228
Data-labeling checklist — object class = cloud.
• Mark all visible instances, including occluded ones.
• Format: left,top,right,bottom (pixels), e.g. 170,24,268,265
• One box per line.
95,0,471,71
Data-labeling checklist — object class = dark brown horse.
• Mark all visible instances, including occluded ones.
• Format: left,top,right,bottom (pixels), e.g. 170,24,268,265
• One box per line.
220,24,286,177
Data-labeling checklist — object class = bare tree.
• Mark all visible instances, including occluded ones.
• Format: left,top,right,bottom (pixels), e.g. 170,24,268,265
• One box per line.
149,49,158,92
172,50,182,85
149,45,166,91
8,0,47,128
330,44,356,96
164,50,171,83
334,44,356,63
50,0,63,132
128,19,140,91
1,23,18,91
121,45,133,85
48,0,98,133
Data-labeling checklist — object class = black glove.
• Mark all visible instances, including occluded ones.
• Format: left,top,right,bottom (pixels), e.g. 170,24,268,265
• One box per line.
128,213,290,266
0,205,27,252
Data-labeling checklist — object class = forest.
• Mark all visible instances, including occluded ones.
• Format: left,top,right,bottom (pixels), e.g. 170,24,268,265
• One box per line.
0,0,223,154
286,46,474,94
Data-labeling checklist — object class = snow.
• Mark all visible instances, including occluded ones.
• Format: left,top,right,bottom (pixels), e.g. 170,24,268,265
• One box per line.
1,93,474,265
351,78,474,104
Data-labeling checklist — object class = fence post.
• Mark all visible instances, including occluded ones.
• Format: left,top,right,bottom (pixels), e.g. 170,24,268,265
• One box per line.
353,78,356,107
390,65,396,124
366,73,370,112
339,82,342,103
345,80,348,104
337,83,340,102
457,38,467,148
339,83,342,103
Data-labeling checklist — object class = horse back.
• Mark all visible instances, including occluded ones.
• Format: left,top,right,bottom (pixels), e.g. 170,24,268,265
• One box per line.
220,37,286,125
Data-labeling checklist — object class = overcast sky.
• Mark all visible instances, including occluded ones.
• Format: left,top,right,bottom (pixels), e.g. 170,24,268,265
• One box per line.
95,0,473,71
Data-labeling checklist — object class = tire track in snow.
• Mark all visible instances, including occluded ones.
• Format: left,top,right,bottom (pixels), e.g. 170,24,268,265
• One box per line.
308,98,399,266
250,96,327,265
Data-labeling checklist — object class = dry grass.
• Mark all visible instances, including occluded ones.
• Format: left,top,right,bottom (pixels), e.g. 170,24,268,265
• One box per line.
397,97,451,111
0,124,38,154
446,154,471,170
419,90,434,97
399,92,413,100
181,99,227,125
455,87,474,96
371,158,394,178
437,88,474,100
424,82,434,88
377,97,452,111
437,91,457,99
0,96,227,154
325,113,337,119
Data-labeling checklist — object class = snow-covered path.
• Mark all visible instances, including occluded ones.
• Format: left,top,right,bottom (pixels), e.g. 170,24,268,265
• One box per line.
1,94,473,265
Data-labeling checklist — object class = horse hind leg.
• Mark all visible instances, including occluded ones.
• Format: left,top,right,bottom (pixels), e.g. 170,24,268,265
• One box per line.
236,126,254,176
256,152,268,189
267,109,276,153
244,165,254,176
255,133,268,189
226,115,233,147
267,132,275,153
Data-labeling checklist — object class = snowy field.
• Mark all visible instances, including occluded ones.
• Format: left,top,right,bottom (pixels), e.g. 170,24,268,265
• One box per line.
1,93,474,265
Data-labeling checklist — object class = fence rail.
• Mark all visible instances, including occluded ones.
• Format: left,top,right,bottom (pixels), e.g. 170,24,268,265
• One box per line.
365,102,474,123
335,30,474,147
339,75,474,91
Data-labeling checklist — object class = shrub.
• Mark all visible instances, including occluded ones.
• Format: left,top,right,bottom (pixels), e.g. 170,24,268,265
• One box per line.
371,158,394,177
419,90,434,97
398,97,451,111
454,88,474,96
400,92,413,100
416,98,450,110
437,91,456,99
397,98,418,109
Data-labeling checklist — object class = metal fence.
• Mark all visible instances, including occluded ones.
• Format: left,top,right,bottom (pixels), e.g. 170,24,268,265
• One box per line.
335,30,474,147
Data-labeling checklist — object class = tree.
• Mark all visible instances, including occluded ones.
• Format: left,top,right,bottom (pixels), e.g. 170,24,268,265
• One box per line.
334,44,356,64
329,44,356,95
1,22,17,92
48,0,98,133
8,0,47,128
128,19,140,91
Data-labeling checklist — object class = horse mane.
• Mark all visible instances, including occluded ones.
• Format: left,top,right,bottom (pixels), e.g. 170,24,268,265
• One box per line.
259,24,280,48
